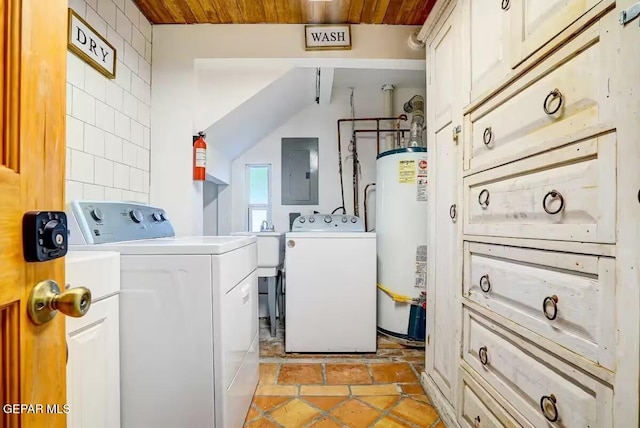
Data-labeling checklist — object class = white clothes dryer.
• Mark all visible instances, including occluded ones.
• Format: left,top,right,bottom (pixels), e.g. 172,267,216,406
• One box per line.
67,200,258,428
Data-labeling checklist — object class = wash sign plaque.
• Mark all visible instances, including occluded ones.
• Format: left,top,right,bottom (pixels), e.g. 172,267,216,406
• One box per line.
68,8,117,79
305,25,352,51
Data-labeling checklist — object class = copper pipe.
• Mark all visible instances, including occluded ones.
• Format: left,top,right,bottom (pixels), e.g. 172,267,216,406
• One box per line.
337,114,408,216
353,132,359,216
364,183,376,232
337,115,408,154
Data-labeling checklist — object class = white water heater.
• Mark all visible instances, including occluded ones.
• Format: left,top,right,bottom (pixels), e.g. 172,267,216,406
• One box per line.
375,147,428,341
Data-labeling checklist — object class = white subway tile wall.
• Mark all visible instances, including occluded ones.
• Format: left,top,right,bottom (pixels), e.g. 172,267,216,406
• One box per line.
66,0,152,204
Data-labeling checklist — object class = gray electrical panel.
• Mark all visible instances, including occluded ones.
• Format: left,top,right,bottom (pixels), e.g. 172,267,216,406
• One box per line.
281,138,319,205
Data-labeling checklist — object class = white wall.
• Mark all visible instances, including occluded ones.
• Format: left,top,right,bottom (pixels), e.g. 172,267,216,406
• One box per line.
203,181,218,235
229,86,426,233
152,24,424,236
66,0,152,203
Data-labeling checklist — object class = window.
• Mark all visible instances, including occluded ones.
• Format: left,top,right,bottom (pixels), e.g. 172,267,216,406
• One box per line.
246,164,271,232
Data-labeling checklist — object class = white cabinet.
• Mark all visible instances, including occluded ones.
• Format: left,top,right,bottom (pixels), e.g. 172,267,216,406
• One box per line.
463,242,616,370
458,369,523,428
66,251,120,428
420,1,639,427
463,136,616,243
464,0,511,100
509,0,606,67
425,0,463,408
463,309,613,427
464,20,616,173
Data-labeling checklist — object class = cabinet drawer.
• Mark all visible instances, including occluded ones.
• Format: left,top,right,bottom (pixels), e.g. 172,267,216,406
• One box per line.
464,242,615,370
463,135,616,243
510,0,607,67
463,308,613,427
458,369,522,428
465,19,615,172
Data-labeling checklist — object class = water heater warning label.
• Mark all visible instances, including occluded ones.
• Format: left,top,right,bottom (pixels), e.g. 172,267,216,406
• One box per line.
398,160,416,183
415,245,428,289
416,158,428,201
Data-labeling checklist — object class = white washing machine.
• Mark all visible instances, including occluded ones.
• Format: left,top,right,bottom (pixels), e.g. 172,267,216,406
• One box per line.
285,214,376,352
67,200,258,428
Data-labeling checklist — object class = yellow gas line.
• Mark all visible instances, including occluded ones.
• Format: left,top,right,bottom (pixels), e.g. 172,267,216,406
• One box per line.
376,283,414,304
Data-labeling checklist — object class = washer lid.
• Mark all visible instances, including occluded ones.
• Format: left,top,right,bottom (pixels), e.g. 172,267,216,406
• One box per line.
69,235,256,255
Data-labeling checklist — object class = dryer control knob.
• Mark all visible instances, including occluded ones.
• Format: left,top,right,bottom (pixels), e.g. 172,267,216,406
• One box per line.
129,209,144,223
308,216,315,223
351,217,357,223
299,217,306,223
324,215,332,223
341,216,348,223
152,212,163,222
90,208,104,222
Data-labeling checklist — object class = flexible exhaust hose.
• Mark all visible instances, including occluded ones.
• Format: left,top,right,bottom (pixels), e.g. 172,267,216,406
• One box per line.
403,95,425,147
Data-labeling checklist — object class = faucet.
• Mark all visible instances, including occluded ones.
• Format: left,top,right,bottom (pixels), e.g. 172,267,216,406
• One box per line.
260,220,274,232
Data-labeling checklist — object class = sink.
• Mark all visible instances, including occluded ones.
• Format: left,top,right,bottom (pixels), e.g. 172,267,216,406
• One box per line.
230,231,285,268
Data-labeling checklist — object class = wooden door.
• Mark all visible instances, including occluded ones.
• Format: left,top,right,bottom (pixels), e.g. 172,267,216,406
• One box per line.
425,0,462,405
1,0,68,427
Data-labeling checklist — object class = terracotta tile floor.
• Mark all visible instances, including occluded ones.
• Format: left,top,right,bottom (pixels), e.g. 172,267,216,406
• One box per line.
246,320,442,427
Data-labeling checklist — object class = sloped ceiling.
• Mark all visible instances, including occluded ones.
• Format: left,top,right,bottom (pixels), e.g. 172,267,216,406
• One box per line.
195,66,292,131
203,67,316,160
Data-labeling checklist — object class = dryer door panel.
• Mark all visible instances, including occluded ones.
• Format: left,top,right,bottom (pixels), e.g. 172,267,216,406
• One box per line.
220,270,259,389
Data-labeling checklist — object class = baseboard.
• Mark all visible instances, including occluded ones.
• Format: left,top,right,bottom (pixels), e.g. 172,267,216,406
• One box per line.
421,372,459,427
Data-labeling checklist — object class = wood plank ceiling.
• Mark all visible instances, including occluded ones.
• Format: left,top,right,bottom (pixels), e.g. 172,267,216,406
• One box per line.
134,0,436,25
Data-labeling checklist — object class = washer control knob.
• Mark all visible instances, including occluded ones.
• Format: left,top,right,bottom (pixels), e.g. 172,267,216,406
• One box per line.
129,209,144,223
308,216,315,223
324,215,332,223
90,208,104,222
351,217,357,223
299,217,306,223
160,212,168,221
341,216,348,223
152,211,163,222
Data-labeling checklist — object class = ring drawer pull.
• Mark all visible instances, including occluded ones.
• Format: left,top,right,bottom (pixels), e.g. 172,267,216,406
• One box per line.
482,127,493,146
543,88,563,115
543,295,559,320
479,274,491,293
540,394,559,422
501,0,510,10
543,190,565,215
449,204,457,221
478,189,490,208
478,346,489,365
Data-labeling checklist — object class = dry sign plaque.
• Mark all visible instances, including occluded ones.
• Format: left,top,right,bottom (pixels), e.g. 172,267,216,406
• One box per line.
67,8,117,79
305,25,351,51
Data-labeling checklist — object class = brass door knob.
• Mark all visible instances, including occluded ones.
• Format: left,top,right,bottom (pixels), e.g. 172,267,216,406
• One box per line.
28,279,92,325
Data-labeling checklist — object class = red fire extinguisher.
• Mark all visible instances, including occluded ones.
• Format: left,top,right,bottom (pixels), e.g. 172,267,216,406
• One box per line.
193,133,207,181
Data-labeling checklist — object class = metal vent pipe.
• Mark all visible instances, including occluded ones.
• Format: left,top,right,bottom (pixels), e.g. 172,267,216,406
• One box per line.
381,84,395,151
403,95,425,147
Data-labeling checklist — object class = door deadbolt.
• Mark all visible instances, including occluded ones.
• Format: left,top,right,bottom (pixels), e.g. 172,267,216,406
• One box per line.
22,211,68,262
28,279,92,325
